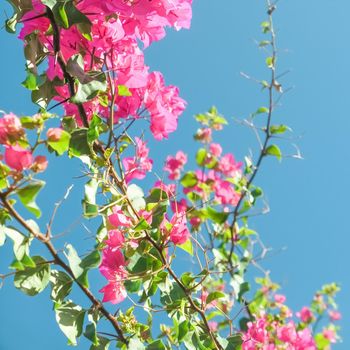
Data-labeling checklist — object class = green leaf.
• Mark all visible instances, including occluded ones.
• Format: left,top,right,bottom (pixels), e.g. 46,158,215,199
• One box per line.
196,148,207,166
147,340,165,350
127,184,145,211
90,336,110,350
206,207,229,224
265,56,274,68
14,256,50,296
58,2,69,28
255,107,269,114
270,124,289,135
80,250,101,270
238,282,250,302
118,85,132,97
5,0,33,33
16,180,45,218
82,176,99,218
1,226,26,259
50,270,73,303
225,335,243,350
206,291,225,304
178,239,193,256
0,229,5,246
127,337,145,350
181,172,198,188
69,129,91,157
265,144,282,161
22,71,39,90
41,0,57,9
31,75,57,108
67,54,94,84
124,279,142,293
48,129,71,155
65,244,84,279
55,301,85,346
71,72,107,104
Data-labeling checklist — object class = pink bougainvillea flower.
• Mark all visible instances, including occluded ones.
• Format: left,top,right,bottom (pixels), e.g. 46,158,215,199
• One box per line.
105,229,125,251
296,306,314,323
274,294,286,304
169,211,190,245
209,143,222,157
218,153,243,178
0,113,24,144
164,151,187,180
33,155,48,173
108,206,132,228
123,137,153,183
99,248,127,304
323,329,337,343
329,310,341,321
4,145,33,171
194,127,212,143
277,321,297,343
47,128,63,142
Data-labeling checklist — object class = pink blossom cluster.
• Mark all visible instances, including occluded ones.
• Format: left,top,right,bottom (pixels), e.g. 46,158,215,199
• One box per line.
99,206,132,304
164,151,187,180
122,137,153,183
0,113,48,172
242,315,316,350
19,0,192,139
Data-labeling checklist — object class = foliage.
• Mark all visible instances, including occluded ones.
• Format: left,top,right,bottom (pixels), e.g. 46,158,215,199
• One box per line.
0,0,341,349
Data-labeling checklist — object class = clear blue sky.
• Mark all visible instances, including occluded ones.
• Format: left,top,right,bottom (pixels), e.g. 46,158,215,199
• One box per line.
0,1,348,349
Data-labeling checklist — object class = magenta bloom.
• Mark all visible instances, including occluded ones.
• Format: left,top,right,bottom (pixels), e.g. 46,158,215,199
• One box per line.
99,248,127,304
123,137,153,183
296,306,314,323
4,145,33,171
108,206,132,228
169,212,190,245
164,151,187,180
0,113,24,144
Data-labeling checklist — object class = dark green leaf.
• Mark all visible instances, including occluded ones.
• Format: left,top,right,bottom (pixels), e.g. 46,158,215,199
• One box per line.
69,129,91,157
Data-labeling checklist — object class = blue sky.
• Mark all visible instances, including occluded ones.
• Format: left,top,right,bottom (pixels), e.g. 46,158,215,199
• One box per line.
0,1,348,349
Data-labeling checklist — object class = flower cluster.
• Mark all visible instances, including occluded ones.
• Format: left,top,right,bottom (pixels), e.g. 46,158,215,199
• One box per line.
0,112,48,173
19,0,192,139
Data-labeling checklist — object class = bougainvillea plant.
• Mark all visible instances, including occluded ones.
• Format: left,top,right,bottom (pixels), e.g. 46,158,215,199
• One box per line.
0,0,341,349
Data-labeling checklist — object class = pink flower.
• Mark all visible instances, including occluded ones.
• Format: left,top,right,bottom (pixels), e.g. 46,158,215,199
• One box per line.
99,248,127,304
105,230,125,251
123,137,153,183
145,72,186,140
274,294,286,304
190,216,201,228
4,145,33,171
195,128,212,143
33,156,48,173
164,151,187,180
171,198,188,214
108,206,132,228
168,211,190,245
0,113,24,144
218,153,242,178
209,143,222,157
323,329,337,343
277,322,297,343
296,307,314,323
214,178,240,206
329,310,341,321
47,128,63,142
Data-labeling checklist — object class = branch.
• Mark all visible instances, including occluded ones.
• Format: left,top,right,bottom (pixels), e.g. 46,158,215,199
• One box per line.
0,194,128,344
